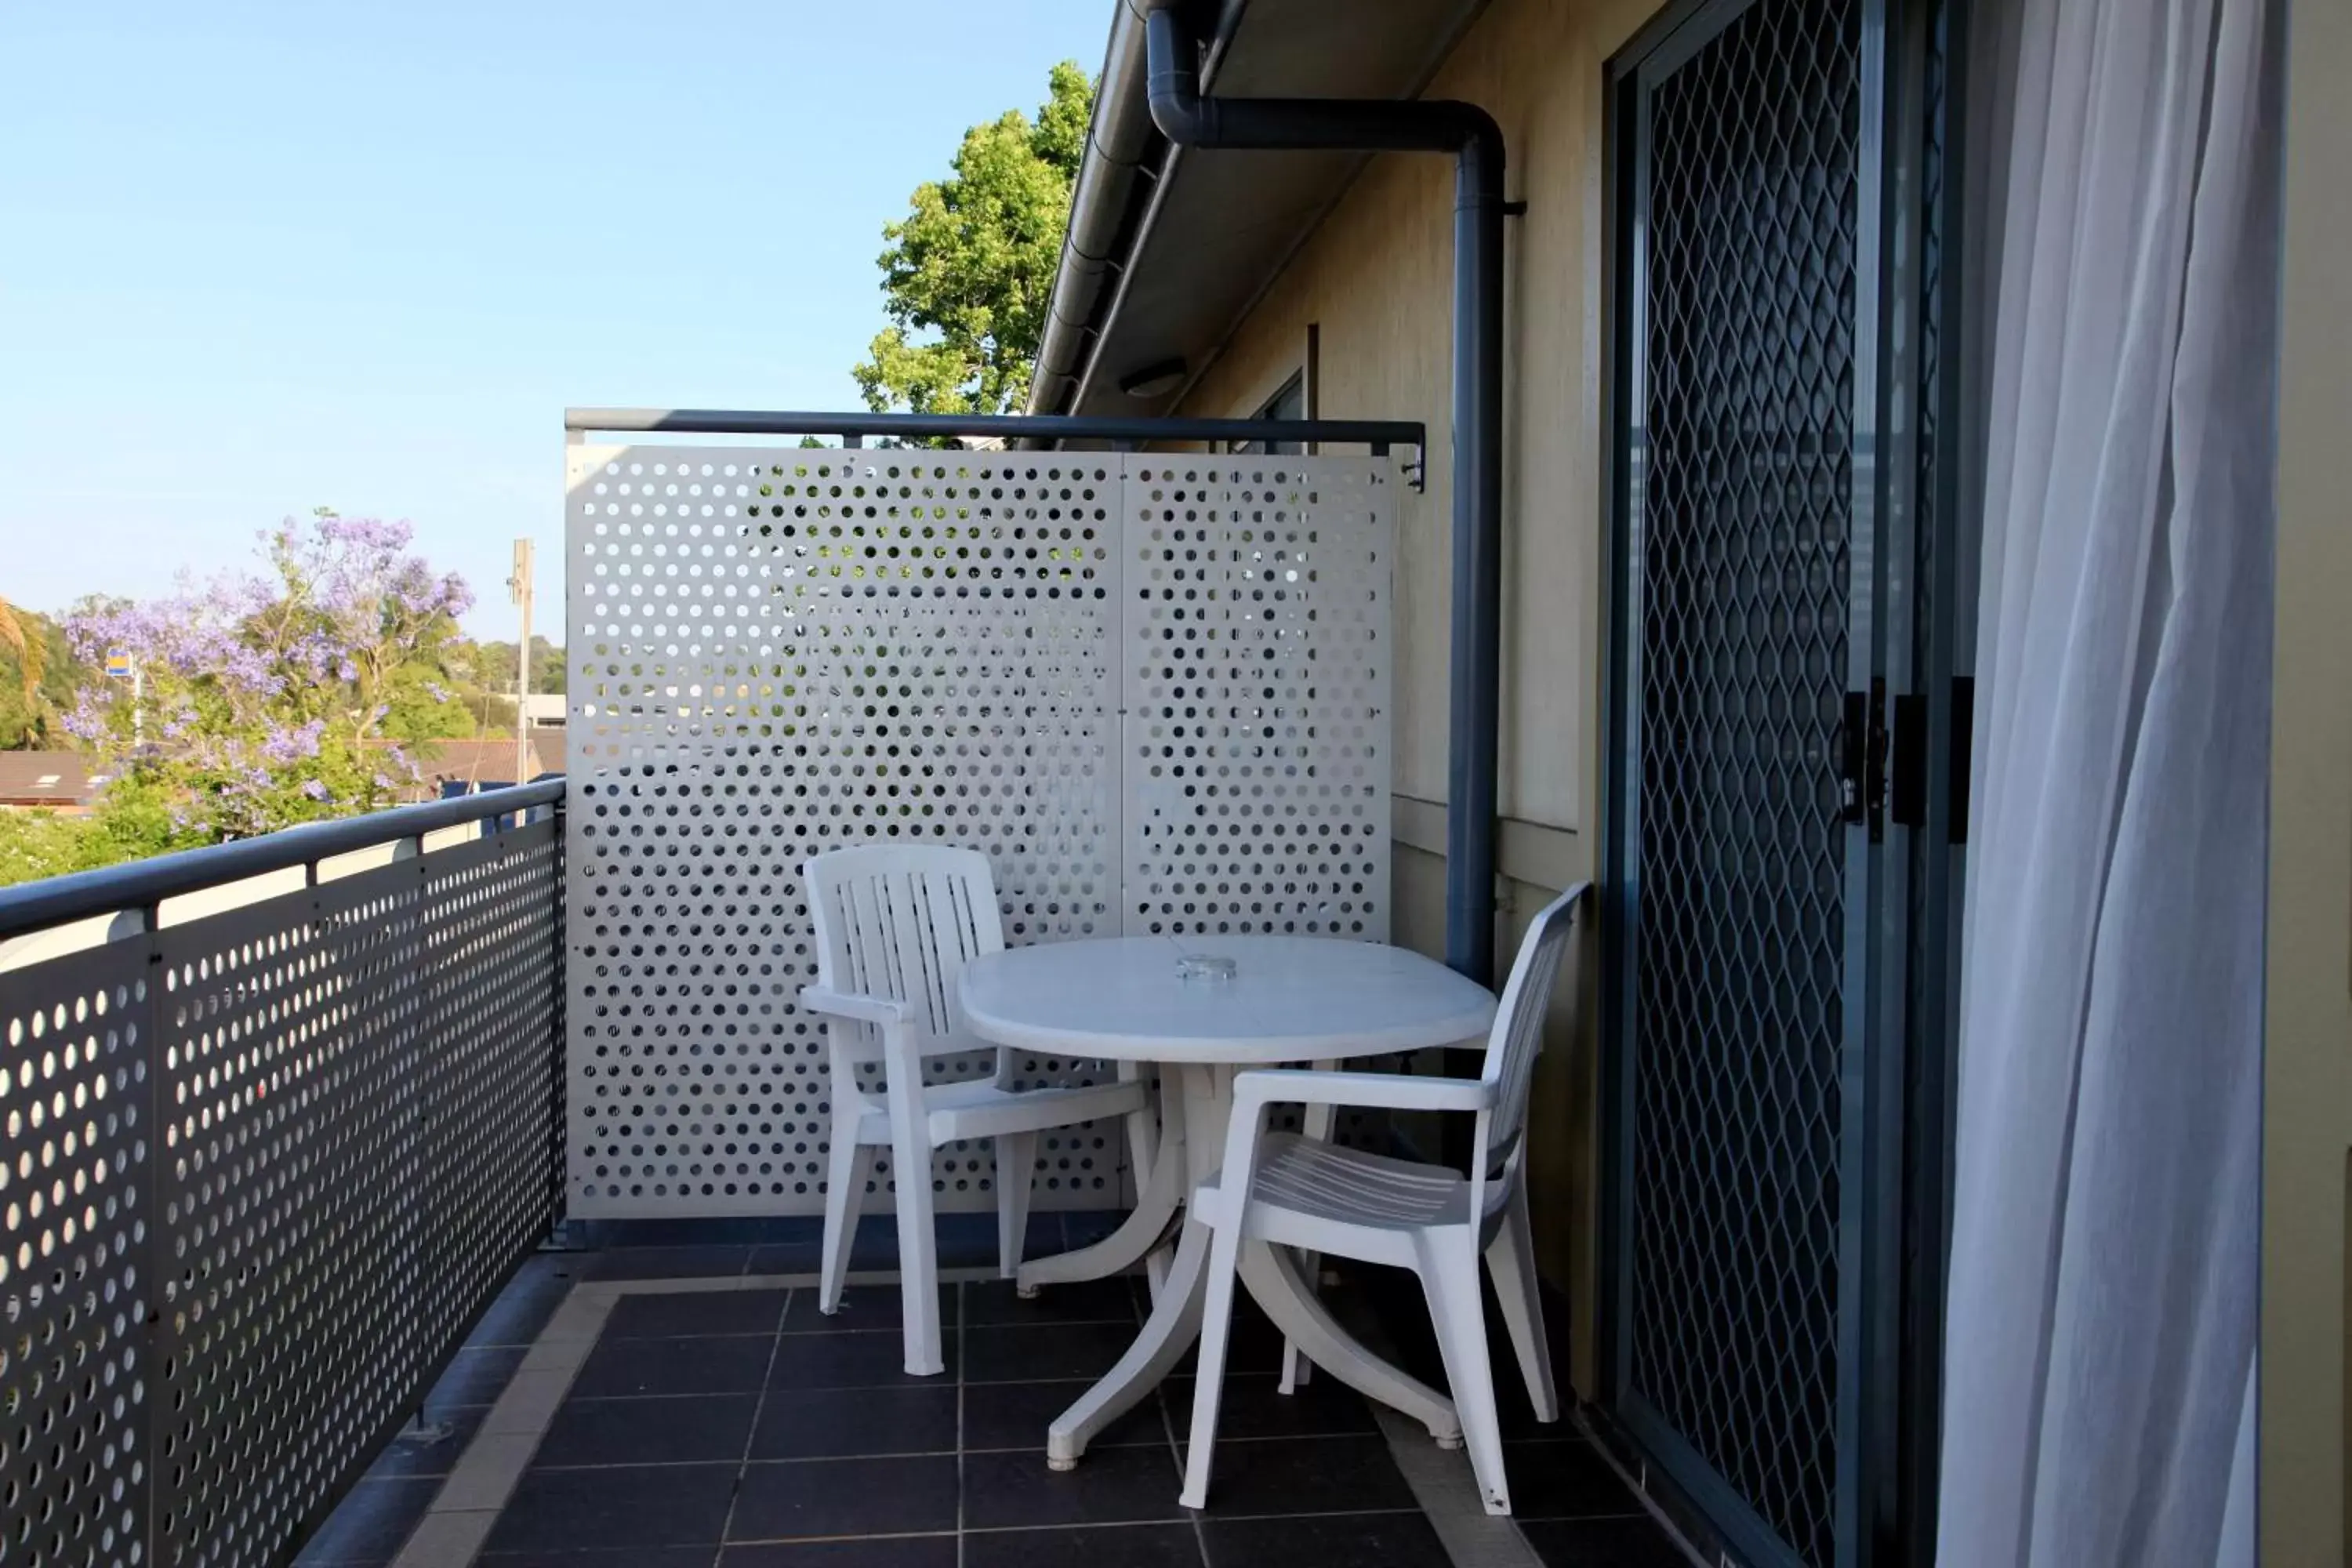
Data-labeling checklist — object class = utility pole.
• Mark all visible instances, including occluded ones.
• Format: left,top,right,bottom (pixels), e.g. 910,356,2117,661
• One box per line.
507,538,535,787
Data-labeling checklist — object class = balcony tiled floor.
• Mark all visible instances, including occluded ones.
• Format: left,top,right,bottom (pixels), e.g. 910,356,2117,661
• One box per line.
299,1214,1693,1568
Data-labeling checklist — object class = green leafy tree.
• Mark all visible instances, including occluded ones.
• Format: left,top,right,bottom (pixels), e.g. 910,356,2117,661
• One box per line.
855,61,1091,418
0,601,83,749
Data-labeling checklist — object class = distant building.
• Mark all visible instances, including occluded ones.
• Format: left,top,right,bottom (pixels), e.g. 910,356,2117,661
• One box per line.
387,738,548,801
0,752,99,814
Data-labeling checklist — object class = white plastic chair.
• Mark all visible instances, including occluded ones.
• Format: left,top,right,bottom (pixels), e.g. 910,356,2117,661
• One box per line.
800,844,1151,1377
1180,882,1588,1515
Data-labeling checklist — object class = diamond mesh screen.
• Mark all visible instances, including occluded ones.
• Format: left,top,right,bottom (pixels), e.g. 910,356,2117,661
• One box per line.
1624,1,1860,1562
564,448,1392,1219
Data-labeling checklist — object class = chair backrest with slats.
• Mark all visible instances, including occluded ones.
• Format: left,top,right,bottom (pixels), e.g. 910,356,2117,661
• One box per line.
1482,882,1590,1174
804,844,1005,1053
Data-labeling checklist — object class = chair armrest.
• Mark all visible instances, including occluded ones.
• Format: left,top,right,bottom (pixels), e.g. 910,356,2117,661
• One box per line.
1231,1069,1494,1118
797,985,912,1026
1206,1070,1497,1221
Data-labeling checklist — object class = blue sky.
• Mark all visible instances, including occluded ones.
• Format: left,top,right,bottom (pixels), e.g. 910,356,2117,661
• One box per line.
0,1,1109,633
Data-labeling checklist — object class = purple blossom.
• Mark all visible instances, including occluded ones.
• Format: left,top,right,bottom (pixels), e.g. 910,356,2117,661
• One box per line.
61,510,478,844
260,719,325,765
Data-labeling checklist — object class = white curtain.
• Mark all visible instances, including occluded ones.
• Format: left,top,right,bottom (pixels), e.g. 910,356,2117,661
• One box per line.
1937,0,2282,1561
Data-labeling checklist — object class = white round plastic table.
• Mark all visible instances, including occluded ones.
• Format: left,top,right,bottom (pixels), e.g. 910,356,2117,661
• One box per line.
957,934,1497,1471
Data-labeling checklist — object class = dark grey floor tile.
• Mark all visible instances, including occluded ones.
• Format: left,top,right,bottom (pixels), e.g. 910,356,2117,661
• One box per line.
965,1321,1140,1383
779,1282,955,1334
480,1551,717,1568
485,1464,738,1553
961,1379,1169,1452
964,1276,1140,1327
430,1345,527,1409
728,1454,960,1541
765,1329,952,1389
720,1537,958,1567
749,1384,958,1459
1172,1304,1287,1377
606,1289,790,1339
366,1403,491,1479
294,1476,441,1566
578,1245,753,1281
1181,1436,1417,1518
1200,1512,1452,1567
536,1393,760,1467
1504,1439,1642,1520
1163,1374,1377,1442
961,1444,1187,1529
966,1523,1205,1567
573,1334,775,1397
1519,1515,1696,1568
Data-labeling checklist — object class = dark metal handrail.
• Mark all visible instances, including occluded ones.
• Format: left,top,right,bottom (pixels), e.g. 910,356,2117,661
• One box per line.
563,406,1425,452
0,777,566,937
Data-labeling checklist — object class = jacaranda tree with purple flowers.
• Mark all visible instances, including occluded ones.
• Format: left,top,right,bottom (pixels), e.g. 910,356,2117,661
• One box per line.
62,511,477,844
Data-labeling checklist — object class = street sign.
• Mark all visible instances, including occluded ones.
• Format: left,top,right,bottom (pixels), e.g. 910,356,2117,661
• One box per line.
104,652,132,680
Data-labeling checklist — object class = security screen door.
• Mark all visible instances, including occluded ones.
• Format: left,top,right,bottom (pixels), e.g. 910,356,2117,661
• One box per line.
1603,0,1963,1564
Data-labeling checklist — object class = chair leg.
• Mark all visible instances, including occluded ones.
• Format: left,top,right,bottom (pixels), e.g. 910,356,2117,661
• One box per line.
819,1130,876,1314
1279,1059,1341,1393
996,1130,1039,1285
1417,1228,1512,1515
887,1117,945,1377
1486,1180,1561,1423
1178,1215,1250,1511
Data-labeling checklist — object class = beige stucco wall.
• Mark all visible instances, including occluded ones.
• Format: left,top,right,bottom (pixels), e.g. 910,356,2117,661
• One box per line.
2264,0,2352,1555
1172,0,1671,1394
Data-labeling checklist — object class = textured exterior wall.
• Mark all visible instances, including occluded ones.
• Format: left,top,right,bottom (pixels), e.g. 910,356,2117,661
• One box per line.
1173,0,1670,1393
2265,0,2352,1554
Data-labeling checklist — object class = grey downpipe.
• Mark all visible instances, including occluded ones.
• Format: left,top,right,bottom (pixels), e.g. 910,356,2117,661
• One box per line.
1144,2,1506,983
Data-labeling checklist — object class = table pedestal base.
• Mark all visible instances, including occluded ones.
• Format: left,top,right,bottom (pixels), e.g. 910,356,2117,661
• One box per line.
1046,1062,1461,1471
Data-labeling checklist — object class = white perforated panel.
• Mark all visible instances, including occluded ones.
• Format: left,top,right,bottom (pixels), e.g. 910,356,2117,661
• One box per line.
564,447,1392,1218
1122,457,1392,942
566,447,1127,1217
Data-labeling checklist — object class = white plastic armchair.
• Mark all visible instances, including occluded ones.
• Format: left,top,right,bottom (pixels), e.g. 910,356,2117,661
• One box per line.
800,844,1150,1377
1181,882,1589,1515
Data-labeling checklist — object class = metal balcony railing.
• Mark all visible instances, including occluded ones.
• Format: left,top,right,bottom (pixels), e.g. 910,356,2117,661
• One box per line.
0,780,567,1568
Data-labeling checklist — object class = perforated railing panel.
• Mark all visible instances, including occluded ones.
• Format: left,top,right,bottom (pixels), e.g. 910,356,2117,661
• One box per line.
0,938,154,1568
418,822,564,1352
1122,458,1392,942
1624,0,1860,1563
564,448,1394,1218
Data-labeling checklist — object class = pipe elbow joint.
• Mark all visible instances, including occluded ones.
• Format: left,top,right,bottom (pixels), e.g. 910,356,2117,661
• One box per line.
1143,7,1210,144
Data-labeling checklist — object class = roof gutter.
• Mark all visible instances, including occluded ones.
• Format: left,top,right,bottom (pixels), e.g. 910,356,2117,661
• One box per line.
1030,2,1155,412
1142,1,1508,984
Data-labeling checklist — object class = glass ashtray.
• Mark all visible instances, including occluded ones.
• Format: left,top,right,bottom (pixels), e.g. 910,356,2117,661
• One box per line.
1176,953,1238,985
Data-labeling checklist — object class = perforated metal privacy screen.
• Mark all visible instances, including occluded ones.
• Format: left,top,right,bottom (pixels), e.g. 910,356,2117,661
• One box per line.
564,447,1393,1218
